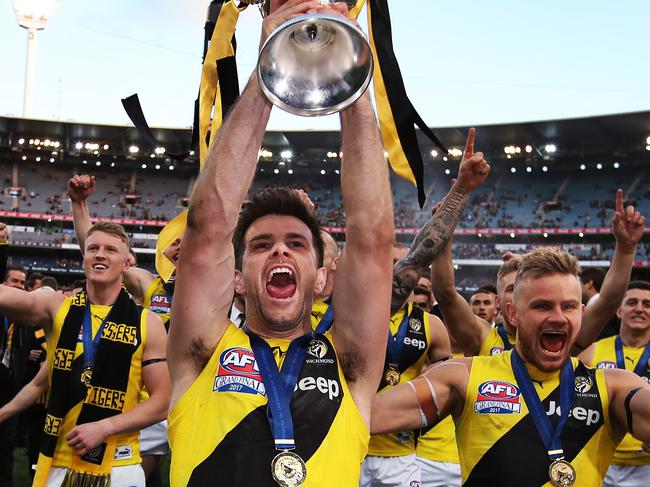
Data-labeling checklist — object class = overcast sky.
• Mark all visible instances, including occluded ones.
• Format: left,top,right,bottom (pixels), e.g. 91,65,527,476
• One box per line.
1,0,648,130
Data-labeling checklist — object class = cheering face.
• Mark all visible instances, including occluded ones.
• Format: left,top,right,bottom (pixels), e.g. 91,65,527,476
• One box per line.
507,273,583,372
470,292,497,323
618,288,650,333
237,214,325,334
163,235,183,265
83,231,130,285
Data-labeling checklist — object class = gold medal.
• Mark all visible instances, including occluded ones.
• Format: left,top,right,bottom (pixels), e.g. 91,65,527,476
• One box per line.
80,368,93,387
271,451,307,487
548,459,576,487
384,367,400,386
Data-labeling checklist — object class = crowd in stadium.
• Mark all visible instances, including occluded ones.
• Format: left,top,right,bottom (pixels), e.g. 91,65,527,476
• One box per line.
1,1,649,487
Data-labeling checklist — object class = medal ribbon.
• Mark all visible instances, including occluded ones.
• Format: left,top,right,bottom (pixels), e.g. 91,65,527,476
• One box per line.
615,335,650,376
497,324,514,351
511,350,575,460
81,305,114,374
245,328,312,450
315,304,334,335
386,309,410,369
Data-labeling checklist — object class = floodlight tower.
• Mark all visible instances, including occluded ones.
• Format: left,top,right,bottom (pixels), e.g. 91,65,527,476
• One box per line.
12,0,59,117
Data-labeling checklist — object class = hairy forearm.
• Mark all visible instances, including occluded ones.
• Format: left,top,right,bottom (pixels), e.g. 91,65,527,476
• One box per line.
339,93,393,246
391,184,471,314
71,200,92,254
187,75,272,232
575,243,636,351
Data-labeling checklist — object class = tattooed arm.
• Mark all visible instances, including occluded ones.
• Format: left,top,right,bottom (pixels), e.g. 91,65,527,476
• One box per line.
390,128,490,315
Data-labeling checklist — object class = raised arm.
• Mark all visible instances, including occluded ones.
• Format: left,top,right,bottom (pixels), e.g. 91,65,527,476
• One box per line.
168,2,323,400
573,189,645,353
66,311,170,456
67,175,95,252
371,358,470,435
330,90,393,414
390,128,490,315
430,239,489,356
0,361,48,424
67,175,154,302
427,314,453,364
0,287,63,334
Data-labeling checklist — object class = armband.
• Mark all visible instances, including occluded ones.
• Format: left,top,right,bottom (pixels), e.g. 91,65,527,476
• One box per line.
624,387,643,435
142,358,167,367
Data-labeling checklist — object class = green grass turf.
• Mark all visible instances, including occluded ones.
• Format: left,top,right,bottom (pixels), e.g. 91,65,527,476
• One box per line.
13,447,30,486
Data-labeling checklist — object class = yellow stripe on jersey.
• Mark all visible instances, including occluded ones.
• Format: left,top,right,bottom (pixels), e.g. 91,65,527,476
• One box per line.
457,351,617,486
168,324,369,487
368,305,431,457
589,335,650,466
47,298,145,469
479,325,515,357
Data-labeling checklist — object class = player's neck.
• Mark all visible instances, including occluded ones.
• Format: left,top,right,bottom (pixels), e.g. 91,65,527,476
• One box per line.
620,325,650,349
86,280,122,306
245,316,311,341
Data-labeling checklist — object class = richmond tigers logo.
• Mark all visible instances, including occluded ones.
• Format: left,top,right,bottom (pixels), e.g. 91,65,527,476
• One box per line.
308,339,328,359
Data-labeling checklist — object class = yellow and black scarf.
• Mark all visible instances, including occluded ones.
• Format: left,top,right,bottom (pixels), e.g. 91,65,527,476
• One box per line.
33,289,143,487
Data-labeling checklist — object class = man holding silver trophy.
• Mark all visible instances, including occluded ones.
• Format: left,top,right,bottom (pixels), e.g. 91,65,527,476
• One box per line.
167,1,394,486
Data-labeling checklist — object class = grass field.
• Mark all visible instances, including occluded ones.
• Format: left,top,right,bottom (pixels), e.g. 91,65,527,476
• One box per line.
12,448,171,486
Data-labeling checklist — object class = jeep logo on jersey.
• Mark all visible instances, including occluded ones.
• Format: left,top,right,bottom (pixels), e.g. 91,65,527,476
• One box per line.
295,376,340,401
307,339,328,359
546,400,601,427
575,376,593,394
404,336,426,350
475,380,521,414
409,318,422,332
214,347,265,396
596,361,616,369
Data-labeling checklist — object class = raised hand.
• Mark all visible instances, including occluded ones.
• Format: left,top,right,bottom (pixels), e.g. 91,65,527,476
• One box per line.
261,0,324,48
612,188,645,252
67,175,95,202
457,128,490,190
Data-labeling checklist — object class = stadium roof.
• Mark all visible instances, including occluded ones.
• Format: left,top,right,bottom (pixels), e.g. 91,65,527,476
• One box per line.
1,110,649,166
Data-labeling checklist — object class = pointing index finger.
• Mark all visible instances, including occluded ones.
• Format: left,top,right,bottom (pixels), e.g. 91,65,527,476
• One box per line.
464,128,476,159
616,188,623,214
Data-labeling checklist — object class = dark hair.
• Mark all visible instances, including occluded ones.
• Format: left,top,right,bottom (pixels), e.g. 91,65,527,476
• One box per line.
26,272,44,290
4,265,26,281
233,187,324,270
476,285,497,295
579,267,605,292
41,276,59,290
628,280,650,292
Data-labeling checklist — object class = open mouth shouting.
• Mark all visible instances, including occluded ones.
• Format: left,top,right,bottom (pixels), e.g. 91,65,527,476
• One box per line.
92,262,109,272
539,329,568,357
265,266,297,300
